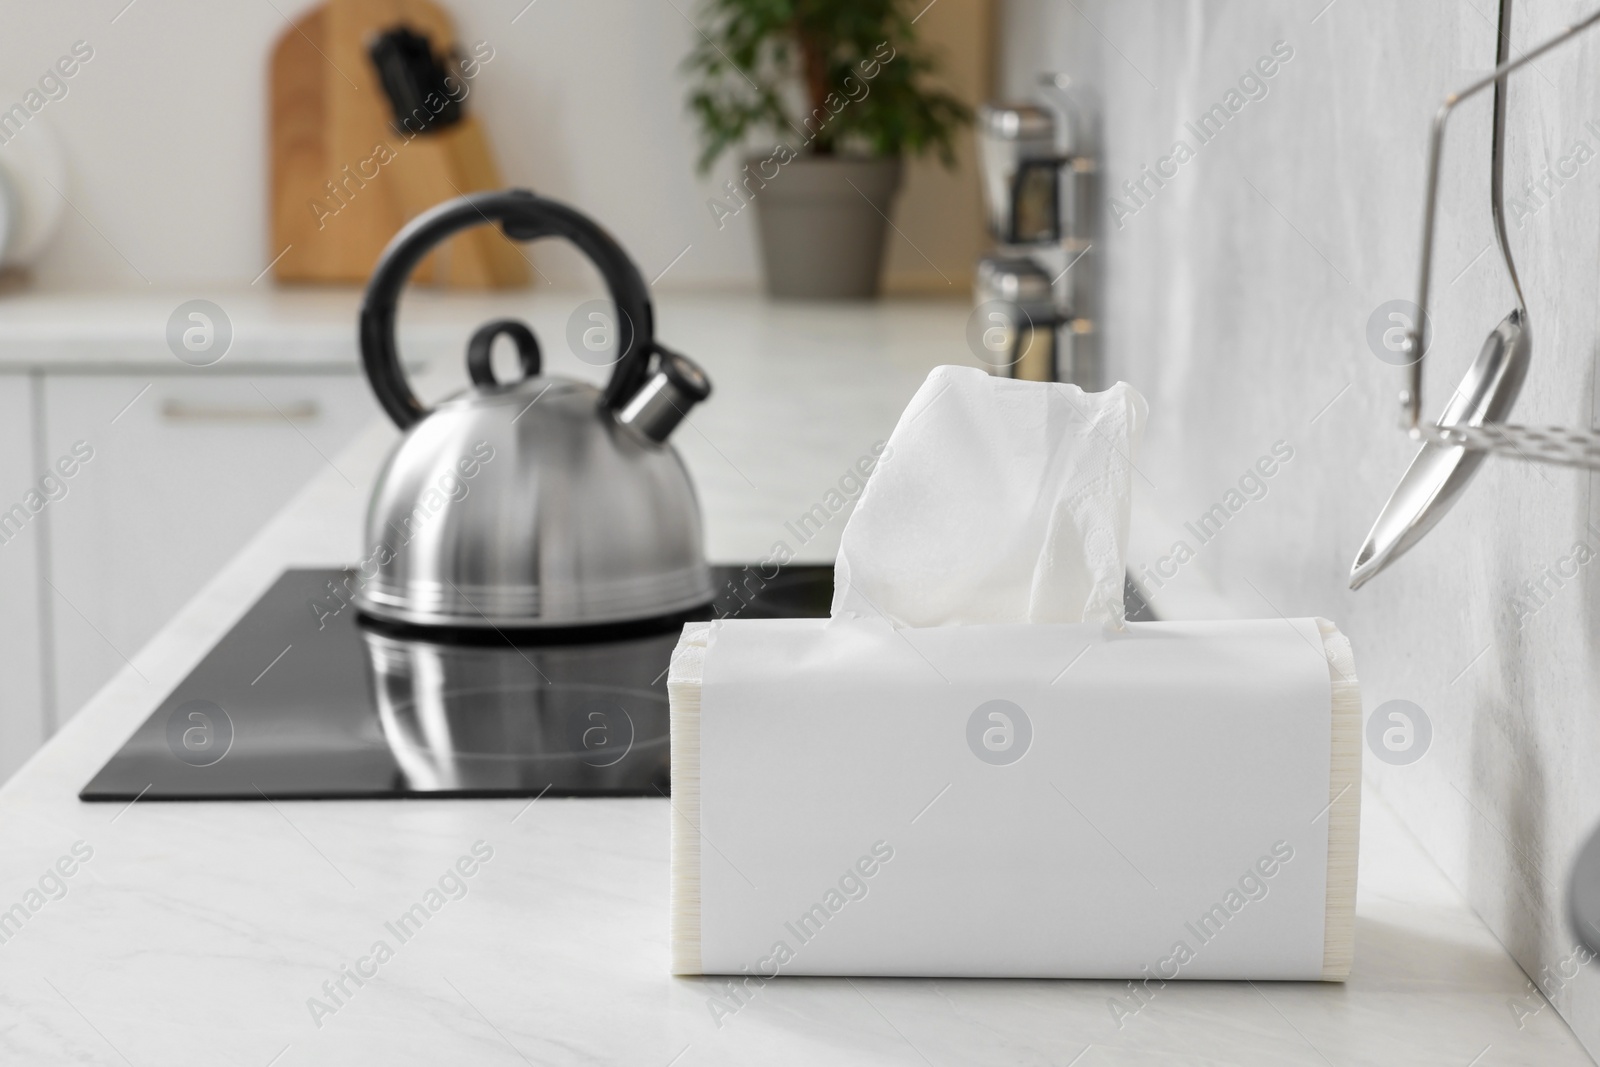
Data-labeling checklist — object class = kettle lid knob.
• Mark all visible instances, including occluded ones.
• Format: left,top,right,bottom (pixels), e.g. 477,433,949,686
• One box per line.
465,319,542,386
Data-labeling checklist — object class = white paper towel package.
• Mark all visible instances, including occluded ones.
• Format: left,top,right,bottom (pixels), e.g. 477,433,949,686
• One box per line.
669,367,1360,981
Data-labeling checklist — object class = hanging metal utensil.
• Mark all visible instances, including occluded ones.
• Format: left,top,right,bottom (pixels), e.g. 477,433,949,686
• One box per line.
1350,0,1582,589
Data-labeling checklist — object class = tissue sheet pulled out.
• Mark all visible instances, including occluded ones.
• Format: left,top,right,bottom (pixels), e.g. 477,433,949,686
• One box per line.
831,365,1147,628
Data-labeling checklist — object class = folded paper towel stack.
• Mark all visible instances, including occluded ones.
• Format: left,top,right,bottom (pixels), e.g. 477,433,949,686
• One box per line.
669,366,1359,980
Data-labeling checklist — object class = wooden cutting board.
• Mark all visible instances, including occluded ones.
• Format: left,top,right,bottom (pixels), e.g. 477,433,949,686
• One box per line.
269,0,528,287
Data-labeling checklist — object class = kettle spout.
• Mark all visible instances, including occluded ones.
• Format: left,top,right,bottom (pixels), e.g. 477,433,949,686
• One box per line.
614,344,713,444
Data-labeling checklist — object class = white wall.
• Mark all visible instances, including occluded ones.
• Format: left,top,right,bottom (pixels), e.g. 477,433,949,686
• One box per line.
999,0,1600,1054
0,0,988,293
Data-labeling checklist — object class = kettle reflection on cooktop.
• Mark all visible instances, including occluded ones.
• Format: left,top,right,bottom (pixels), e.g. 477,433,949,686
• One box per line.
364,628,670,795
80,565,833,802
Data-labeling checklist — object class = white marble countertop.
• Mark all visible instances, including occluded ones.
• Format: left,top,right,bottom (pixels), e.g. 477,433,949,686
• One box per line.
0,294,1591,1064
0,287,373,370
0,286,972,378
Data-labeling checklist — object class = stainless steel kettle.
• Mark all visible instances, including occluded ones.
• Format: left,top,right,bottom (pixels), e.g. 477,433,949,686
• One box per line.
353,189,714,629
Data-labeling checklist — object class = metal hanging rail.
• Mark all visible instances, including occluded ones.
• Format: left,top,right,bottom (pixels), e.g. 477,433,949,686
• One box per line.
1403,7,1600,470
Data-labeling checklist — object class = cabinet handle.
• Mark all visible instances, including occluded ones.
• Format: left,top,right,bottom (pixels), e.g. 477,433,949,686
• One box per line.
160,400,320,423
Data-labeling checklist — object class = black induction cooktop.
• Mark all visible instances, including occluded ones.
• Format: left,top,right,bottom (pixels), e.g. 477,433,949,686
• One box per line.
80,565,832,802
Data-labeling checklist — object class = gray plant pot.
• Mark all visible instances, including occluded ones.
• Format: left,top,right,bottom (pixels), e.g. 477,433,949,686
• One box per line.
749,155,903,300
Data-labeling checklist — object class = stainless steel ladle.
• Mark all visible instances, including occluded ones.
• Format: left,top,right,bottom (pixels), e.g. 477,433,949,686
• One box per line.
1349,0,1538,589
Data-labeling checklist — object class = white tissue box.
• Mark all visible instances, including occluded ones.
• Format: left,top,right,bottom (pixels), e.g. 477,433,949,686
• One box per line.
668,617,1359,981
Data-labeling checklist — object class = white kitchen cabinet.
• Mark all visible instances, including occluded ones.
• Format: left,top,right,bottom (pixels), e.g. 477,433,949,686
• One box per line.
0,375,45,782
42,372,374,726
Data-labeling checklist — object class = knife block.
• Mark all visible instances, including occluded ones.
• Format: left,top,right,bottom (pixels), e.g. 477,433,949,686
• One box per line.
268,0,528,288
669,616,1359,980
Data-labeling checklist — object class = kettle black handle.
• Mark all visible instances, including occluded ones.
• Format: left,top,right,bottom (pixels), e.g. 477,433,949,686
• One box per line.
359,189,655,429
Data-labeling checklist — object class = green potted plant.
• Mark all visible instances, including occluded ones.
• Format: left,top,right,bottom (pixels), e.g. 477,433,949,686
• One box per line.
684,0,971,299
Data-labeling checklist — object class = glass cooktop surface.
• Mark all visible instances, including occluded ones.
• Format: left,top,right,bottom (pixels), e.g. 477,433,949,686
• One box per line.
81,565,832,802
